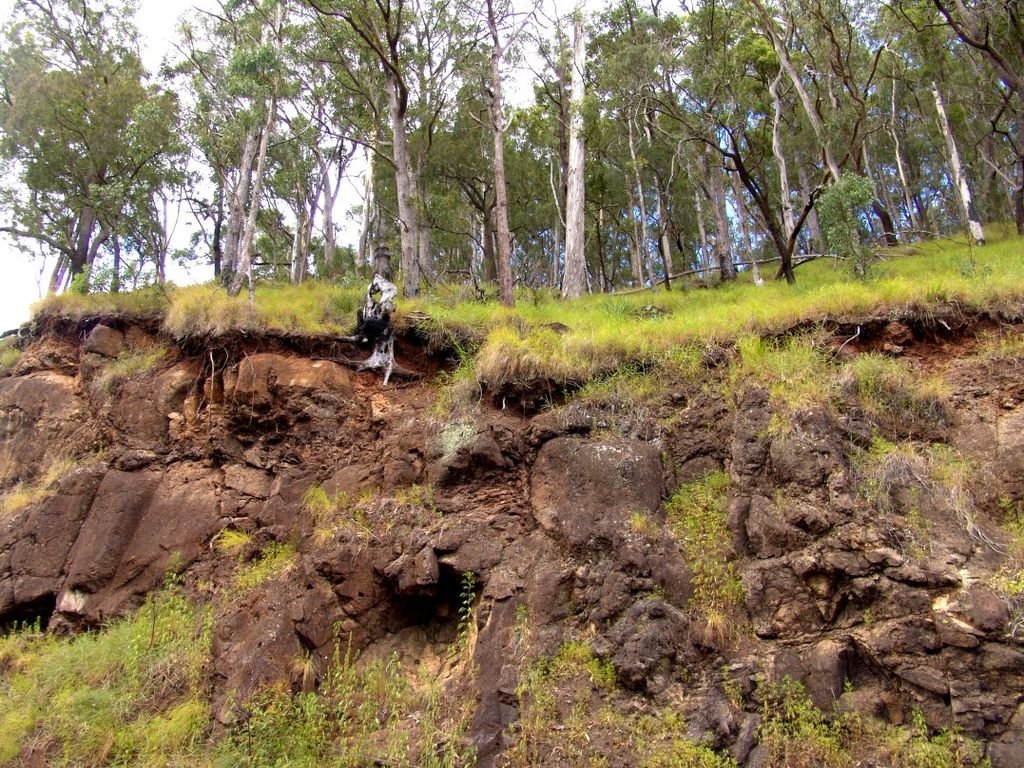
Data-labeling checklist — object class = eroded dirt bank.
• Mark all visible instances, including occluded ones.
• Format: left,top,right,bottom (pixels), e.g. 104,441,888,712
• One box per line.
2,311,1024,766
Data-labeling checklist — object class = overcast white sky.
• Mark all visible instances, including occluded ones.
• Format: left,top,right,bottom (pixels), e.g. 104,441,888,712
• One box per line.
0,0,596,330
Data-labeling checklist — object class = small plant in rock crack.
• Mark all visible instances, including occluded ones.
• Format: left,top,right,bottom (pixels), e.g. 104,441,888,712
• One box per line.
454,571,477,651
303,485,379,543
665,471,745,643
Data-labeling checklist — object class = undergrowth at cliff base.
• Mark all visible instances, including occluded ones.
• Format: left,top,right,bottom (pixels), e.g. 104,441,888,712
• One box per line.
0,589,211,766
505,639,735,768
0,594,998,767
757,678,990,768
0,591,476,767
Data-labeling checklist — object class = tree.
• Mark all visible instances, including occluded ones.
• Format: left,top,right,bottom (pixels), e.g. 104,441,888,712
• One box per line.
0,0,182,291
561,11,588,300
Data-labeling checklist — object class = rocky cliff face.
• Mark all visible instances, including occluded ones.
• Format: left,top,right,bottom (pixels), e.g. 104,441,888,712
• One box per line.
1,314,1023,766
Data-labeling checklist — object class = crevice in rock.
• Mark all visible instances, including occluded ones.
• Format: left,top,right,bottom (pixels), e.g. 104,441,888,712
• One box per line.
1,593,56,632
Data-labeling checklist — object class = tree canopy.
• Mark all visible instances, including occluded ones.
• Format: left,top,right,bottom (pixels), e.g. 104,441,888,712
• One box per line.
1,0,1022,299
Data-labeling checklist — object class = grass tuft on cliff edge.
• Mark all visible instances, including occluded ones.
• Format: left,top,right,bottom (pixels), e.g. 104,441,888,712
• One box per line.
29,228,1024,392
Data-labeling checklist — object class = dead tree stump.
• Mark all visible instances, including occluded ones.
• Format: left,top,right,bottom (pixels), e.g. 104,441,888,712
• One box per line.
354,273,398,384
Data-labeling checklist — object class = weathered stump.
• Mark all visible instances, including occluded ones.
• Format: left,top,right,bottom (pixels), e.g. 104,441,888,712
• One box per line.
354,273,397,385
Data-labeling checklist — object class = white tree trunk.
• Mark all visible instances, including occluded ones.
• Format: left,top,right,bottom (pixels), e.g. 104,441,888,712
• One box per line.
932,81,985,244
890,75,921,233
770,67,795,242
223,128,259,282
655,187,673,280
729,171,763,286
692,175,709,278
322,160,338,272
561,13,587,300
486,0,516,307
626,114,651,285
706,146,735,280
231,92,278,298
387,71,421,295
358,143,376,270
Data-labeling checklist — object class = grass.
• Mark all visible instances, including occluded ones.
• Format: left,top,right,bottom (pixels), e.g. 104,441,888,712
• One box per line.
95,345,169,391
665,471,745,643
839,354,949,438
0,342,21,373
220,642,476,768
0,588,211,766
211,528,253,558
0,454,76,519
506,640,736,767
303,484,440,545
234,542,297,591
729,335,834,411
757,679,989,768
975,328,1024,361
854,438,993,557
0,593,476,767
28,230,1024,396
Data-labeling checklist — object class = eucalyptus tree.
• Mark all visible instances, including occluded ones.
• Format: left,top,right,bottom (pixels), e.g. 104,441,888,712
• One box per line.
589,0,689,287
659,0,816,283
928,0,1024,233
306,0,424,295
885,1,996,241
747,0,898,244
560,11,588,299
173,0,293,293
0,0,183,292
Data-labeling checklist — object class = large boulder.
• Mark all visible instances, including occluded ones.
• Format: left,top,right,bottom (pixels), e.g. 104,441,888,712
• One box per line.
530,437,663,550
0,372,93,480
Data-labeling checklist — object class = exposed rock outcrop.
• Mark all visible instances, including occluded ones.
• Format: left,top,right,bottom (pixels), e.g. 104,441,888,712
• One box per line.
1,317,1023,766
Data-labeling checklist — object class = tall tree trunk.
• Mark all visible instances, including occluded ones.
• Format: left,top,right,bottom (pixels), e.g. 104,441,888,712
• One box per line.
1015,162,1024,235
626,113,651,284
321,160,339,274
862,141,899,246
482,209,497,282
889,76,922,234
707,148,735,281
48,254,68,294
289,213,303,284
70,206,98,278
655,184,673,288
387,71,421,295
798,166,822,252
212,177,225,278
692,172,709,278
769,67,796,243
486,0,516,307
358,143,377,270
418,224,432,286
1016,137,1024,235
231,91,278,299
223,129,259,287
561,13,587,300
932,81,985,244
111,236,121,294
595,207,609,292
729,171,763,285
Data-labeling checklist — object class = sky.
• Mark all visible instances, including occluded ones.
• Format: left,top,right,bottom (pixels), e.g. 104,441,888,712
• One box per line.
0,0,596,331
